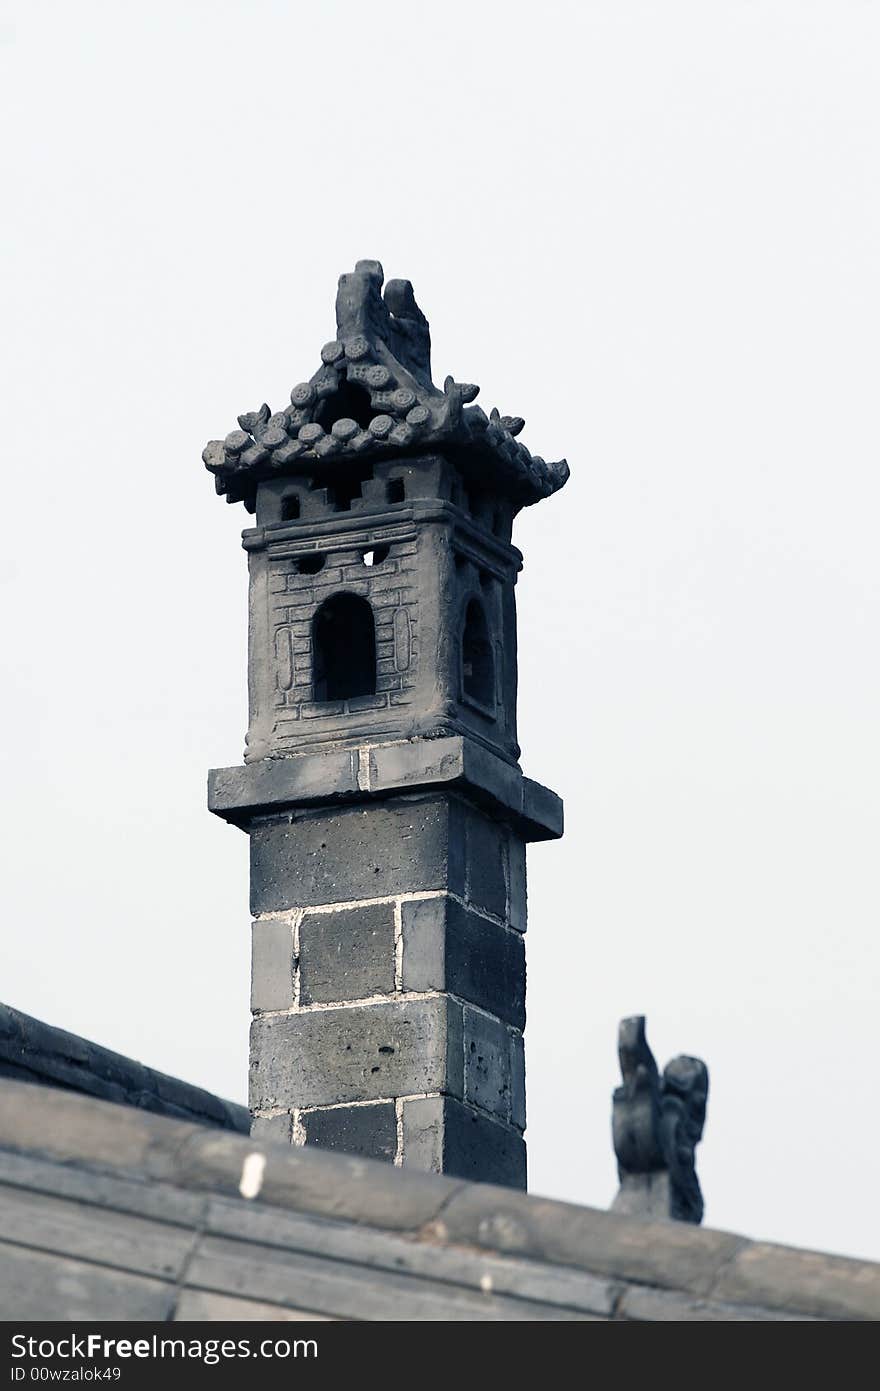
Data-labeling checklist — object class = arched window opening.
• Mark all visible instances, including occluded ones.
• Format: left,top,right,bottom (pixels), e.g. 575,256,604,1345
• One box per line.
461,598,495,710
386,478,406,504
313,594,377,702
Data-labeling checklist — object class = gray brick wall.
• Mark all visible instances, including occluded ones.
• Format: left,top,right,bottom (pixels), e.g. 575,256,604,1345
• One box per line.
269,529,419,735
248,793,528,1186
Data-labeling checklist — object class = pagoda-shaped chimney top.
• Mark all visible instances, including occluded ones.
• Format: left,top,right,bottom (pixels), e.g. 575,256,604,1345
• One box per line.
203,260,569,513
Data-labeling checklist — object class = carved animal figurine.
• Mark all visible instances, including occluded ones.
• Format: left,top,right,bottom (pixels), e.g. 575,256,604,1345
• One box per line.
611,1015,708,1224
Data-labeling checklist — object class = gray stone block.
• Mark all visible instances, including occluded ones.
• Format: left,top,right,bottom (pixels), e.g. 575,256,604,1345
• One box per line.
251,919,295,1013
400,896,525,1029
210,734,564,843
463,1006,515,1124
461,804,508,919
250,997,465,1111
250,1113,292,1144
507,835,527,933
249,796,465,912
299,903,395,1005
401,1096,526,1189
367,736,465,793
521,777,564,840
510,1031,526,1131
302,1102,396,1163
209,751,359,820
399,1095,444,1172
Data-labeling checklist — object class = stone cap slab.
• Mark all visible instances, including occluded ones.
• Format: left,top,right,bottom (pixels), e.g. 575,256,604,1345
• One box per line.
209,735,563,842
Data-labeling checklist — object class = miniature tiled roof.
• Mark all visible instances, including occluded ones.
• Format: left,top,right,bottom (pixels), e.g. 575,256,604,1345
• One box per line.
203,261,570,512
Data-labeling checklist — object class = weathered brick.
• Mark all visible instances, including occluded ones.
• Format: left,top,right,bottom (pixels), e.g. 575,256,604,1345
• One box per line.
301,701,345,718
250,919,294,1013
461,804,508,919
510,1031,526,1131
400,896,525,1029
347,693,388,712
301,1102,396,1163
249,796,466,913
507,834,527,932
249,997,465,1112
401,1096,526,1189
463,1006,514,1123
250,1113,292,1144
299,903,395,1005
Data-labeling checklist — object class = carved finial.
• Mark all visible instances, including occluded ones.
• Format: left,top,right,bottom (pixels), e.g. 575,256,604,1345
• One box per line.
611,1016,708,1224
335,261,432,388
203,262,569,510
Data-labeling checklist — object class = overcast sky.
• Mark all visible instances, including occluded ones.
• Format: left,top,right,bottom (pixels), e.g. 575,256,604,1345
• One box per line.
2,1,878,1262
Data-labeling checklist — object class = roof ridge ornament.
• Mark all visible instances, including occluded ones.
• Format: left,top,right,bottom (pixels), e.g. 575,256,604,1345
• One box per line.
611,1015,709,1225
202,261,569,513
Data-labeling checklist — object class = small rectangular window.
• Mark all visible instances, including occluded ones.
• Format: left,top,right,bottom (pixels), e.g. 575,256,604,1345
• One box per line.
386,478,405,504
281,493,300,521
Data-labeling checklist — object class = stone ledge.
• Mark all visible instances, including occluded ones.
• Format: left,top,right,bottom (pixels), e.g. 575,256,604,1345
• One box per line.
208,734,563,842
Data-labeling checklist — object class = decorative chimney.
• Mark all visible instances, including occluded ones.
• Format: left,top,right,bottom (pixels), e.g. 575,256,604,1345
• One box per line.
203,261,568,1188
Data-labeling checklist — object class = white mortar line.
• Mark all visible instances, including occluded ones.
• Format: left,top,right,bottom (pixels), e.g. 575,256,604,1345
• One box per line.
296,891,418,916
299,1097,397,1114
291,909,303,1008
257,988,445,1019
398,889,515,932
260,889,521,935
394,1097,404,1166
291,1108,306,1146
393,898,404,991
303,1092,519,1131
357,746,372,792
256,988,525,1026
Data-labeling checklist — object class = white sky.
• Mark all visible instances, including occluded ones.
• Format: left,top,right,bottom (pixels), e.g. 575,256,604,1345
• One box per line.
2,1,878,1262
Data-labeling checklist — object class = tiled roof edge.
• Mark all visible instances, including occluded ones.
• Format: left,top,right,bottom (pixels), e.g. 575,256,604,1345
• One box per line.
0,1005,249,1135
0,1078,876,1321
